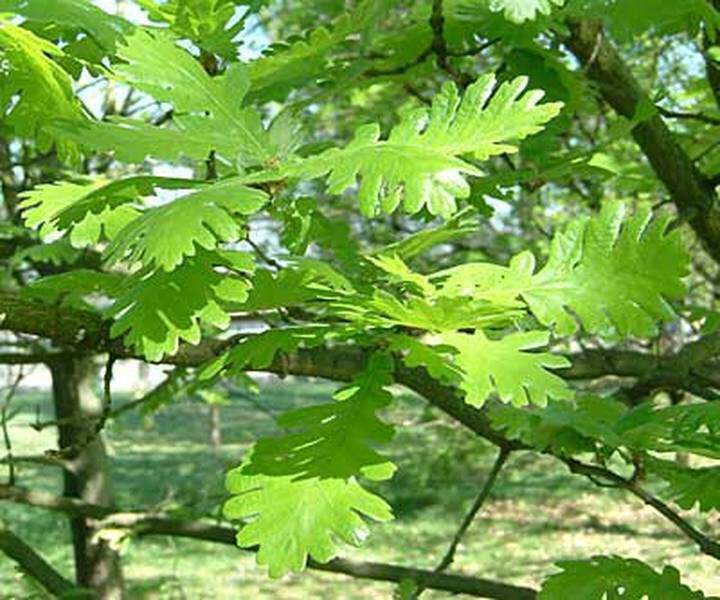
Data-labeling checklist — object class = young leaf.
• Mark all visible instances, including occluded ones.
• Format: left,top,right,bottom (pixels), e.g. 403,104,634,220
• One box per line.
539,556,707,600
224,354,395,577
49,117,230,165
111,29,271,167
524,202,689,337
18,176,199,247
224,470,392,577
646,457,720,513
105,178,267,271
0,0,132,50
137,0,244,60
489,395,628,454
247,1,380,102
0,20,83,158
245,353,396,481
294,74,562,217
22,269,123,308
440,330,572,407
486,0,565,23
108,251,253,360
199,325,336,380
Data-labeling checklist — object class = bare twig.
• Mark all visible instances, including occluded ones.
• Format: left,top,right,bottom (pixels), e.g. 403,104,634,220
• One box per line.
435,448,511,573
247,236,283,270
430,0,473,87
658,106,720,126
415,448,511,597
563,457,720,561
1,368,24,485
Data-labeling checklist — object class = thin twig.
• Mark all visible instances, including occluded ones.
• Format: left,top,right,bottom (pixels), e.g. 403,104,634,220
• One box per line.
414,448,511,597
658,106,720,126
1,368,24,486
430,0,473,87
563,457,720,561
247,236,283,270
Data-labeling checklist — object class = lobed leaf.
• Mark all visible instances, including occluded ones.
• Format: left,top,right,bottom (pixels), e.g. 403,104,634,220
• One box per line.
294,74,562,218
105,178,267,271
524,201,689,338
108,250,253,361
0,20,83,159
440,330,572,407
539,555,707,599
224,469,392,577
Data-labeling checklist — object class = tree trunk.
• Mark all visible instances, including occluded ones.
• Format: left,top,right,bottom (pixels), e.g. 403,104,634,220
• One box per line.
50,357,124,599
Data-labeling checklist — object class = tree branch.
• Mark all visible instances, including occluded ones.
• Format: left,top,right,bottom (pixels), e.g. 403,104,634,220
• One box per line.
434,448,511,574
657,106,720,126
415,448,511,598
565,19,720,263
1,293,719,562
2,288,718,399
0,485,537,599
562,458,720,561
0,520,82,597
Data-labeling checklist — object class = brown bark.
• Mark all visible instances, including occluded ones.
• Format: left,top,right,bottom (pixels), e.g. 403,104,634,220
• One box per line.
565,19,720,263
0,521,81,597
0,484,538,600
49,357,124,599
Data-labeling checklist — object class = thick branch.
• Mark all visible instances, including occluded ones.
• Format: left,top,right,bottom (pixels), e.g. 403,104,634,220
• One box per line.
565,19,720,262
1,289,717,395
0,485,537,599
2,293,720,562
0,520,81,596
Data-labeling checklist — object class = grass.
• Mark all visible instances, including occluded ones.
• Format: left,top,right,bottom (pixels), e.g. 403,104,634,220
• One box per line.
1,377,719,598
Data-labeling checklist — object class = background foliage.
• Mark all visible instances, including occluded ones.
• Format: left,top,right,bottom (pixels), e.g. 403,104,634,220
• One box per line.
2,0,720,598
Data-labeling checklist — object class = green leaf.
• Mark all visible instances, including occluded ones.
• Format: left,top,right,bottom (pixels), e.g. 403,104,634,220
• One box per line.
335,288,520,331
108,251,253,361
22,269,123,309
616,402,720,459
110,29,271,167
646,457,720,513
105,178,267,271
376,208,478,260
48,117,231,164
440,330,572,407
0,0,132,50
138,0,244,60
539,556,708,599
0,20,83,159
487,0,565,23
246,353,396,481
10,239,81,267
247,1,379,102
389,334,460,385
606,0,720,40
524,202,689,337
18,176,198,247
224,469,392,577
489,395,628,454
198,325,336,380
224,353,395,578
238,268,321,311
294,74,562,217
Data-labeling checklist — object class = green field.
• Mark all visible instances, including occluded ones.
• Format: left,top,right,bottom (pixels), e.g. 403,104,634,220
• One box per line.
2,379,718,598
